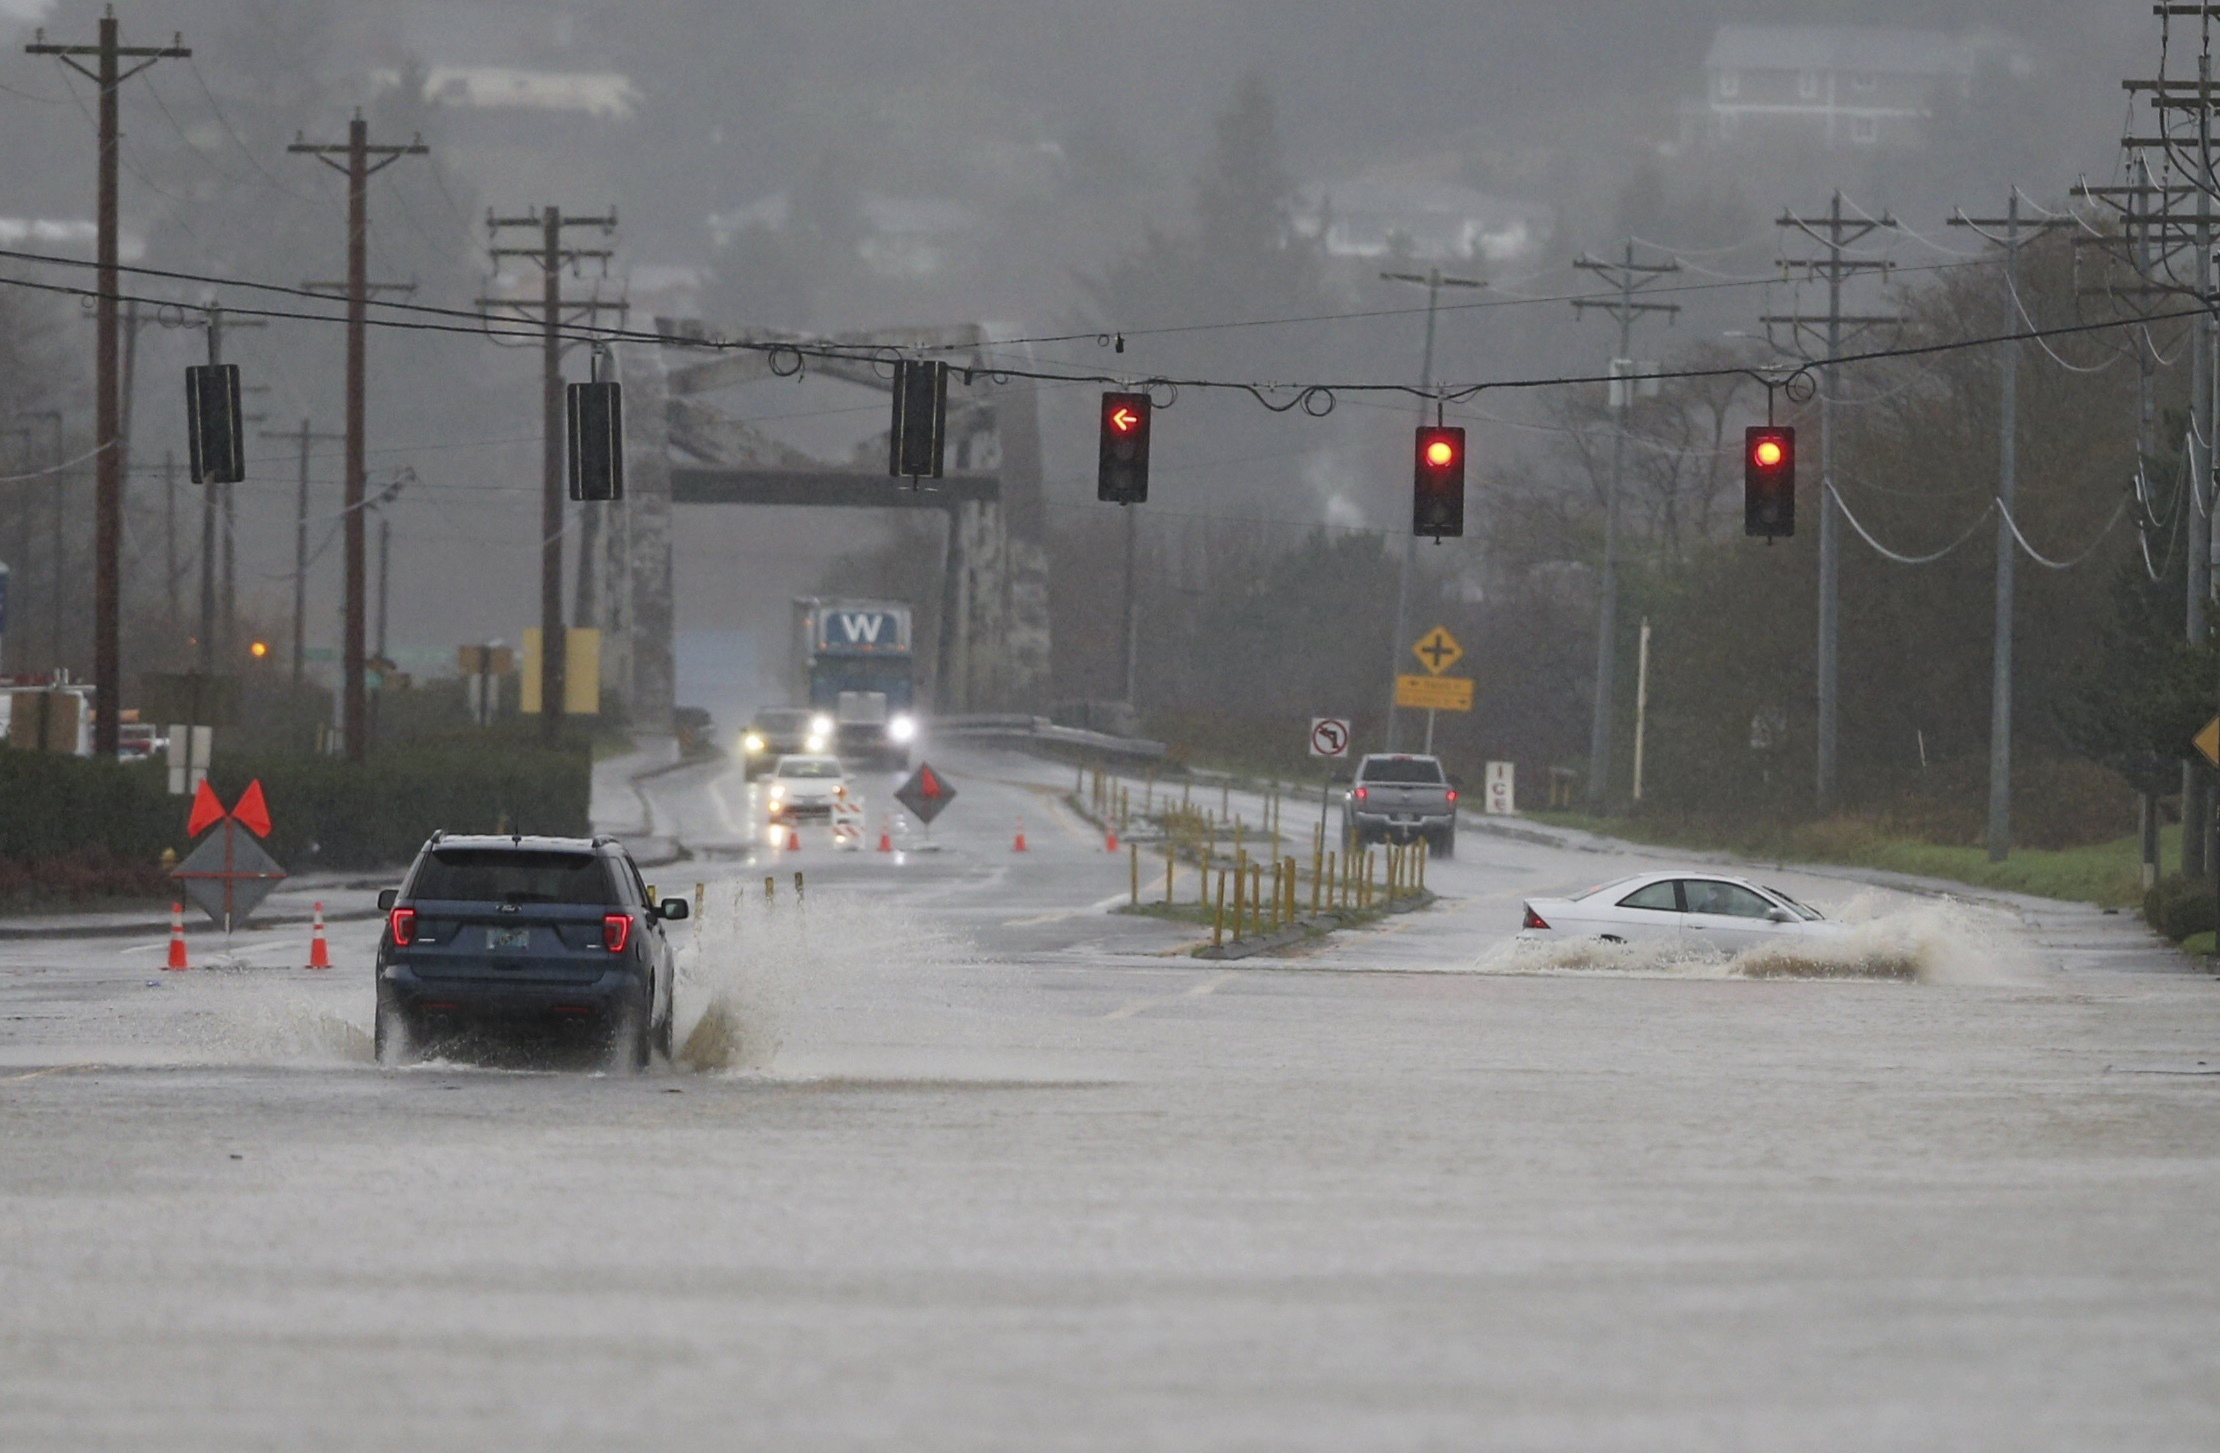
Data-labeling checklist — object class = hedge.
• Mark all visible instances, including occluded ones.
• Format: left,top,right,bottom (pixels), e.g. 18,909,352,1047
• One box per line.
0,740,591,880
2145,874,2216,944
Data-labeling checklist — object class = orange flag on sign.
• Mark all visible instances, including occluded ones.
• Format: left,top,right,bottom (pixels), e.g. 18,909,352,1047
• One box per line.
186,780,226,838
232,780,273,839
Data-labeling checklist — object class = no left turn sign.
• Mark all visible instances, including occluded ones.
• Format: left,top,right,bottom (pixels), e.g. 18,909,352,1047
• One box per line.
1309,718,1352,759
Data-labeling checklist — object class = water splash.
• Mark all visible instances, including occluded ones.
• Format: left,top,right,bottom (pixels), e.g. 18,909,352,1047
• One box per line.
673,880,976,1073
1477,894,2041,986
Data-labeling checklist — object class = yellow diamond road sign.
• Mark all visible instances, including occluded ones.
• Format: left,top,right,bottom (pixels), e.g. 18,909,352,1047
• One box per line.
2198,718,2220,768
1412,626,1463,677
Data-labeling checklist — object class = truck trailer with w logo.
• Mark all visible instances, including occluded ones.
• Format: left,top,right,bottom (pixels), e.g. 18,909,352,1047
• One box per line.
788,598,917,770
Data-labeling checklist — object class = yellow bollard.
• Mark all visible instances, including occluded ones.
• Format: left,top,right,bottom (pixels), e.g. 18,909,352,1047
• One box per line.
764,875,775,903
1213,870,1226,947
1165,846,1175,907
794,871,805,903
694,882,705,919
1325,850,1337,912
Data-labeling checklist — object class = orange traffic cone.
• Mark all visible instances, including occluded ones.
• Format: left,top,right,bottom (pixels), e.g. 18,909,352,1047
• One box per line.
165,903,189,971
1105,830,1120,853
878,817,894,853
1013,819,1029,853
787,828,802,852
307,902,332,970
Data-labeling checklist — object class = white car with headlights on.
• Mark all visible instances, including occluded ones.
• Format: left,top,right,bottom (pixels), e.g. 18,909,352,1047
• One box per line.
1518,871,1849,956
764,755,851,824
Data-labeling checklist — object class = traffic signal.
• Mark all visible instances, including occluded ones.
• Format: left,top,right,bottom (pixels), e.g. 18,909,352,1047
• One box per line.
1744,426,1796,539
1098,392,1152,504
1413,425,1466,539
185,364,245,485
567,380,625,501
889,359,948,481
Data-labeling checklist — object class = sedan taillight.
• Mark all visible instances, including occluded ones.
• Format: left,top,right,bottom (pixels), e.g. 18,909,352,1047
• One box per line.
602,913,632,954
1522,905,1550,931
388,907,417,946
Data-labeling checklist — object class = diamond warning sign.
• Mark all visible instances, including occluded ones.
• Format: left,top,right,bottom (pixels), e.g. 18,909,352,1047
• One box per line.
893,763,958,826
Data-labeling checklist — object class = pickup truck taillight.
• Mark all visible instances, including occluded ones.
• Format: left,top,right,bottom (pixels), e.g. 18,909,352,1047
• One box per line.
1352,786,1368,802
1522,905,1550,931
1445,789,1458,804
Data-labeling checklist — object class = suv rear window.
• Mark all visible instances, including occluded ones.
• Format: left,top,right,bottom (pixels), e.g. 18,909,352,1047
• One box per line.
411,849,616,906
1360,758,1445,785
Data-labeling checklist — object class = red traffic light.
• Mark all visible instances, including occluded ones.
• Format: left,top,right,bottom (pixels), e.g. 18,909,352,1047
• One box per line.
1413,425,1466,540
1744,425,1796,540
1098,392,1152,504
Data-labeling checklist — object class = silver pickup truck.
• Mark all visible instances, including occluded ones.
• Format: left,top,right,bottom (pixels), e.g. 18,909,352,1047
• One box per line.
1341,754,1458,857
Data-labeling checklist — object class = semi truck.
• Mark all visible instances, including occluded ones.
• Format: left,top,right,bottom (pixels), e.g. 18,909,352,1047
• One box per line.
788,598,917,770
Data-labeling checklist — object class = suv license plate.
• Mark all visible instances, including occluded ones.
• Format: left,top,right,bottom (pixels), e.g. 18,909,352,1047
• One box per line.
488,926,530,952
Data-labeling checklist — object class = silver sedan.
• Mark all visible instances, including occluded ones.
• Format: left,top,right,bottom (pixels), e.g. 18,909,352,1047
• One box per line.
1518,870,1850,956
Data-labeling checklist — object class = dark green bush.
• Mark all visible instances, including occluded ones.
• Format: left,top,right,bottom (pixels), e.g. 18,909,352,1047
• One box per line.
2144,874,2216,943
207,742,589,871
0,739,591,884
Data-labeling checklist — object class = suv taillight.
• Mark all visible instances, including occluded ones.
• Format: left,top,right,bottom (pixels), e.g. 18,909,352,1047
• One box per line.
603,913,632,953
388,907,417,946
1522,905,1549,931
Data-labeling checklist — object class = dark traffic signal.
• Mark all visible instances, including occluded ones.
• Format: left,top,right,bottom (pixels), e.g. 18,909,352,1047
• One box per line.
566,380,625,501
1413,425,1466,539
185,364,246,486
1098,392,1152,504
1744,426,1796,539
889,359,948,481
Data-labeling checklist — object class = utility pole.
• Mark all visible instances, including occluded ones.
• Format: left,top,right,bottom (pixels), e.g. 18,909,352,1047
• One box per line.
1950,192,2077,864
16,410,62,672
291,114,427,763
26,10,188,755
162,449,178,619
1571,243,1681,810
482,207,623,745
2076,164,2209,882
1767,193,1899,813
2116,10,2220,877
260,421,346,687
1379,267,1484,751
1121,505,1141,709
186,303,266,668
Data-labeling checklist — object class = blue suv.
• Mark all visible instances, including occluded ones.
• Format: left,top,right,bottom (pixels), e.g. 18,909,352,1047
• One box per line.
375,834,687,1070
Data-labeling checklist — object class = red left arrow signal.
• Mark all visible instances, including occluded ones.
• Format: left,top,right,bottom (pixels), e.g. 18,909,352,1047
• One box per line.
1110,407,1139,433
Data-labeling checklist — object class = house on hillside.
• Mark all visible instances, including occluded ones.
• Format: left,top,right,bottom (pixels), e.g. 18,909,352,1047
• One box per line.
1294,173,1554,268
1696,25,2032,151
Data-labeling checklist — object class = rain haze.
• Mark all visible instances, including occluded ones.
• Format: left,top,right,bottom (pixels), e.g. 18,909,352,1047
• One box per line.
2,1,2219,1448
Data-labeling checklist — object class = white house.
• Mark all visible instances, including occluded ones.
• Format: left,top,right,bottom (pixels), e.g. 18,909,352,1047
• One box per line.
1699,26,2031,150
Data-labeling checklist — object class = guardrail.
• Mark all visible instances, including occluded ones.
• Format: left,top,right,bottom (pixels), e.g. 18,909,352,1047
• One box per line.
932,715,1168,764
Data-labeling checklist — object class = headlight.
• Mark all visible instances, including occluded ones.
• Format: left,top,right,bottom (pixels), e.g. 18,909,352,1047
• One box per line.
768,784,785,800
806,734,830,753
811,714,834,738
887,714,917,744
743,732,766,754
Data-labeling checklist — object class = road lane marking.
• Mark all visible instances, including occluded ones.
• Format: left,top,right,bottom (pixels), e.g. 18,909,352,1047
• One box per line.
1105,971,1235,1020
0,1064,101,1084
1004,893,1130,927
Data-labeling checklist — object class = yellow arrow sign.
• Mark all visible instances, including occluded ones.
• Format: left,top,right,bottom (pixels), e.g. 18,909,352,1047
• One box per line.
1412,626,1464,677
1396,675,1474,712
2198,718,2220,768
